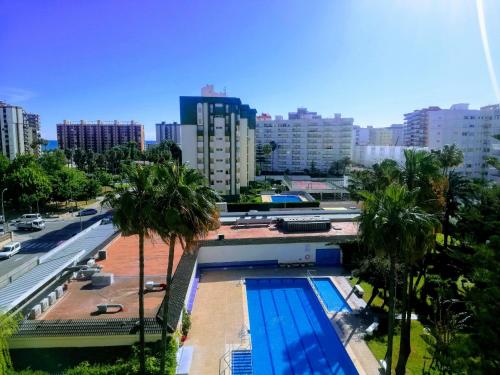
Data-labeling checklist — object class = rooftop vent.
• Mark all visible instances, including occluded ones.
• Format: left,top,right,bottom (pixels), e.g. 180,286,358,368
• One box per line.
92,272,114,287
96,303,123,314
145,281,166,291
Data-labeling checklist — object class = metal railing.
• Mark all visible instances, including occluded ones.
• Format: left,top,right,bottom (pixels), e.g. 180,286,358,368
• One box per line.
218,324,252,375
306,270,331,314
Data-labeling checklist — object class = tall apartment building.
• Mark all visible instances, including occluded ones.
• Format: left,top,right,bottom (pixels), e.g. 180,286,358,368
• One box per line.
178,96,256,195
0,101,41,160
404,106,441,146
353,124,404,147
428,103,500,180
256,110,353,174
156,122,181,144
57,120,144,153
288,107,322,120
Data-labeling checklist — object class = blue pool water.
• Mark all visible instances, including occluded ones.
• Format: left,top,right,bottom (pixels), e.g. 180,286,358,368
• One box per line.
246,278,358,375
271,195,302,203
311,278,352,312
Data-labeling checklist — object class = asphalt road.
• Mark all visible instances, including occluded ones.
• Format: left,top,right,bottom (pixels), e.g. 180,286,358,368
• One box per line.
0,210,111,277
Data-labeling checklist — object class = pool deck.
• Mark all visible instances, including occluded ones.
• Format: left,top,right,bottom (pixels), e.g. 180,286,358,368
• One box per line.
186,267,380,375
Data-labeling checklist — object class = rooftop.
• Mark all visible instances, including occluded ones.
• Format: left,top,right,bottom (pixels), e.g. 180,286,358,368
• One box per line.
201,221,358,245
41,234,183,320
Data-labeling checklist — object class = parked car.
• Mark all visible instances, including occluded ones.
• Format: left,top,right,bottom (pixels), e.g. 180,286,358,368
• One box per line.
0,241,21,259
77,208,98,217
16,218,45,231
14,213,42,223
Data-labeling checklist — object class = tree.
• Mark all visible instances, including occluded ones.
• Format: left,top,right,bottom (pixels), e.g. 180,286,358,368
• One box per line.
51,167,87,205
352,256,391,308
359,183,436,373
441,172,470,248
6,156,52,211
0,313,18,374
102,164,157,375
262,144,272,173
154,162,219,373
432,144,464,176
73,148,87,171
39,149,67,174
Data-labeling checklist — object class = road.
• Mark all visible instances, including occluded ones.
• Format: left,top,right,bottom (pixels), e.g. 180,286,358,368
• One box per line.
0,210,111,277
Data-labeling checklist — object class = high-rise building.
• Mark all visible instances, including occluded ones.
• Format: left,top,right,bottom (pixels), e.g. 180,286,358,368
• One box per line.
178,96,256,195
404,106,441,146
353,124,404,147
57,120,144,153
156,122,181,144
0,101,41,160
428,103,500,180
201,84,227,98
256,110,353,174
288,107,322,120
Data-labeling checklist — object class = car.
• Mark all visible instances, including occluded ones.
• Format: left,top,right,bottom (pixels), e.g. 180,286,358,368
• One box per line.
77,208,98,216
16,218,45,231
14,213,42,223
0,241,21,259
0,215,4,224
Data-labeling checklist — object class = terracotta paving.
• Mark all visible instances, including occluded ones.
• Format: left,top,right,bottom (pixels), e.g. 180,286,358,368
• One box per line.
186,268,379,375
42,234,184,320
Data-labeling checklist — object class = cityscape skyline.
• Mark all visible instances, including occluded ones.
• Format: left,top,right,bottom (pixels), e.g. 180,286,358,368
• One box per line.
2,0,500,140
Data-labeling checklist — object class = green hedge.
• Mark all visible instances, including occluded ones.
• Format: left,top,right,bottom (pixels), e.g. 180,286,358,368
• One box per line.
227,201,320,212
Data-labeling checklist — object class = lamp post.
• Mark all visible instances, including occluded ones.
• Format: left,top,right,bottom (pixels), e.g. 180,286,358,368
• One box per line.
1,188,7,233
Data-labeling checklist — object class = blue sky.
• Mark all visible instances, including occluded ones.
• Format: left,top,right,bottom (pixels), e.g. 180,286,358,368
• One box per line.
1,0,499,140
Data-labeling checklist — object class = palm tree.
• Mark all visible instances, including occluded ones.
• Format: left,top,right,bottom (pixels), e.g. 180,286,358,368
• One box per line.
103,164,156,375
360,183,436,373
432,144,464,176
154,162,220,374
262,144,272,173
441,171,470,248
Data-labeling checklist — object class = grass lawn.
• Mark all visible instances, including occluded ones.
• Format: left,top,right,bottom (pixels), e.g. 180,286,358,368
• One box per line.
349,279,434,374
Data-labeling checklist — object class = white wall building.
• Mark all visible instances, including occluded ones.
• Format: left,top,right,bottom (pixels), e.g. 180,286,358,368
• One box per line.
256,110,353,174
179,95,256,195
428,103,500,180
0,101,41,160
156,122,181,144
352,145,428,168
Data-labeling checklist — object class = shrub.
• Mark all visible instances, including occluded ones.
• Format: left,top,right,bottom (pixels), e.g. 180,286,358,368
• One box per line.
181,308,191,337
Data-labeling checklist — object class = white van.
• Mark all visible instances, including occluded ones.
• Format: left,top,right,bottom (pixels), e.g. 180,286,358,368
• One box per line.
0,241,21,259
21,213,42,220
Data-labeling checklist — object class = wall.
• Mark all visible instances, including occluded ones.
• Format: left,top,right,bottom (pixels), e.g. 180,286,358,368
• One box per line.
198,242,339,266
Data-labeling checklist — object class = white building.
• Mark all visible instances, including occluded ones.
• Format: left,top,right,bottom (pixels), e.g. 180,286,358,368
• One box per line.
428,103,500,180
156,122,181,144
352,145,428,168
404,106,441,146
178,95,256,195
353,124,404,147
0,101,41,160
256,110,353,174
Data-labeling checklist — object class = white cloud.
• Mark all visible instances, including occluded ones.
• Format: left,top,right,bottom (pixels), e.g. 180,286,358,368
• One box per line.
0,87,37,103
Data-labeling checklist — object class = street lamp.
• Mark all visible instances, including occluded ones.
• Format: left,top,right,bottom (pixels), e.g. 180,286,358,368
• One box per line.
1,188,7,233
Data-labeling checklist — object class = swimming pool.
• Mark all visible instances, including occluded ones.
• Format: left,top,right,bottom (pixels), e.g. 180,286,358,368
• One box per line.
270,194,302,203
311,277,352,312
245,278,358,375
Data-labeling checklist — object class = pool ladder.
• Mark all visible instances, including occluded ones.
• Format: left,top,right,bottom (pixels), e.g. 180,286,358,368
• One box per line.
219,325,252,375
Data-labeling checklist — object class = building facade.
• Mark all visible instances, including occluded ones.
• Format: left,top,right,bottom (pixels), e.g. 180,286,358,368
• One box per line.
428,103,500,180
178,96,256,195
0,101,41,160
57,120,145,152
352,124,404,148
156,122,181,144
352,145,428,168
404,106,441,146
256,110,353,174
